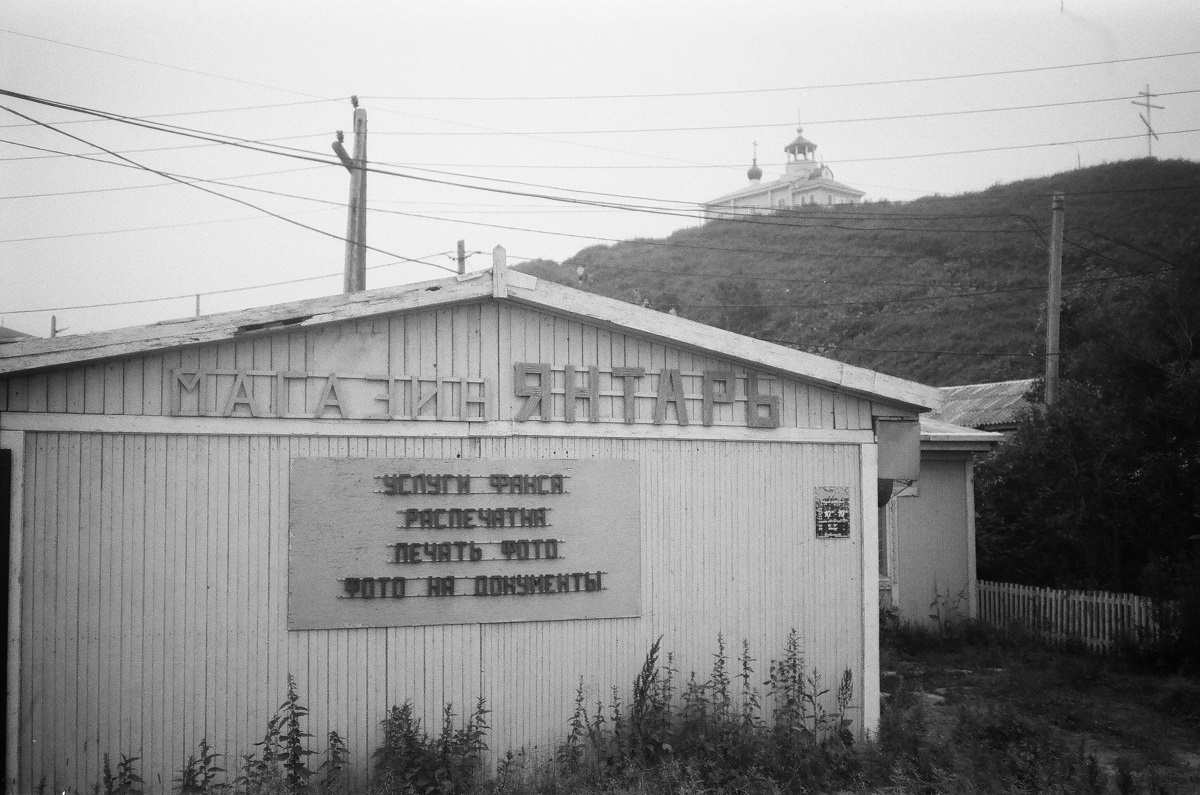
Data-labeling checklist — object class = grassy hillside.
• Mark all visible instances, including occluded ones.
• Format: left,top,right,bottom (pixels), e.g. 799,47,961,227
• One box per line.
518,158,1200,386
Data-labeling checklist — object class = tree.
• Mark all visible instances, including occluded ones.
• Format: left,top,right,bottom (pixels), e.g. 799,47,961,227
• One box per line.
975,258,1200,593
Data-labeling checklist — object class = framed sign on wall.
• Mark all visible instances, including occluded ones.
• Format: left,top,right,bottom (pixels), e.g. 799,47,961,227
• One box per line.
289,458,641,629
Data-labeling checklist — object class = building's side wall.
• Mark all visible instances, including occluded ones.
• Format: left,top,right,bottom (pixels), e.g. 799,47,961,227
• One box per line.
0,301,880,430
15,430,866,794
894,455,972,625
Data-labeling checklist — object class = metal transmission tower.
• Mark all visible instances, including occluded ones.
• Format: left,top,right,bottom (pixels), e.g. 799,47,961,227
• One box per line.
1132,85,1164,158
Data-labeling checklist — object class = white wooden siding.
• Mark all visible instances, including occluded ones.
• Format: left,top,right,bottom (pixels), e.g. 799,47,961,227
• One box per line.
15,430,865,794
0,302,879,430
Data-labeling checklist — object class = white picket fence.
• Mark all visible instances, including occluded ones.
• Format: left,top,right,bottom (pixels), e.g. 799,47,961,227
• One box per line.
977,580,1162,654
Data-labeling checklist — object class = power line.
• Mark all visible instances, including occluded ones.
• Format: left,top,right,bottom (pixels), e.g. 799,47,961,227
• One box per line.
0,132,330,162
0,251,458,316
1069,226,1182,269
367,90,1200,136
0,163,328,200
820,128,1200,166
762,338,1039,359
4,89,1198,229
359,50,1200,100
4,145,1045,265
0,208,338,243
609,267,1173,311
0,103,455,274
0,101,1050,245
0,28,330,99
0,99,333,130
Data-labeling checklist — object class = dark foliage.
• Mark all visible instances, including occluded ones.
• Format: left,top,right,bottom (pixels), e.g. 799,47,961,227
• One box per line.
975,251,1200,671
372,697,490,795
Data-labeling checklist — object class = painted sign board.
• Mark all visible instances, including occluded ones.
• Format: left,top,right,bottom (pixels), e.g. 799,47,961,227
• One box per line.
289,458,641,629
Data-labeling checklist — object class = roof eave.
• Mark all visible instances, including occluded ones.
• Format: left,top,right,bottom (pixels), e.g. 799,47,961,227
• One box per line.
507,277,942,412
1,269,943,413
0,273,493,377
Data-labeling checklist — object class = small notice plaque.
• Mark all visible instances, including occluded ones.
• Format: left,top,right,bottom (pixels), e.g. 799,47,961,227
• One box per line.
814,486,851,539
289,458,641,629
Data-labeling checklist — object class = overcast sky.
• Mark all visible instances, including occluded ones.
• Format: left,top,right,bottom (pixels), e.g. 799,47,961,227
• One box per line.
2,0,1198,338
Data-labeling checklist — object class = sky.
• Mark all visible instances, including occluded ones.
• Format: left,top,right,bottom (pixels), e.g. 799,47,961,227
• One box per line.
2,0,1199,338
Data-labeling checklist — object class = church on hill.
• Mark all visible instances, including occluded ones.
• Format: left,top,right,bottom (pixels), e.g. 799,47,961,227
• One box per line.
703,120,865,219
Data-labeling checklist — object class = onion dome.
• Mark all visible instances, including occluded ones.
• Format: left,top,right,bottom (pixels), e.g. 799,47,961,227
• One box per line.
747,157,763,182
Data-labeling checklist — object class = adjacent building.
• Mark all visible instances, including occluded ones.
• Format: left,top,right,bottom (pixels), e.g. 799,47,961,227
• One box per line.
878,418,1001,626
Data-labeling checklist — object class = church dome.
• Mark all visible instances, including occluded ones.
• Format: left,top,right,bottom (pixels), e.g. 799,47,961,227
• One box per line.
747,158,763,182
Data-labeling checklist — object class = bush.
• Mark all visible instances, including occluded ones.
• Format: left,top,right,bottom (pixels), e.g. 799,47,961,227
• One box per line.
372,697,490,795
551,631,862,793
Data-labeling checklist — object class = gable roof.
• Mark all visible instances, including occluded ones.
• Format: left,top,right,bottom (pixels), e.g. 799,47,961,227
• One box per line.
0,263,942,412
932,379,1035,429
705,167,865,206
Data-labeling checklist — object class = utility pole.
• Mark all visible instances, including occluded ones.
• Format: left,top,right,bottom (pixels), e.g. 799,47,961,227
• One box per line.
332,97,368,293
1045,193,1064,406
50,315,66,338
457,239,466,275
1132,85,1164,158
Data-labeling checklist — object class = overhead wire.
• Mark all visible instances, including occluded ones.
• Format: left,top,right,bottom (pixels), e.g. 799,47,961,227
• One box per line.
0,250,458,316
3,88,1197,251
359,50,1200,100
6,27,1194,103
0,208,338,243
762,338,1039,358
0,102,456,273
6,96,1177,285
0,98,335,130
366,89,1200,136
0,28,332,99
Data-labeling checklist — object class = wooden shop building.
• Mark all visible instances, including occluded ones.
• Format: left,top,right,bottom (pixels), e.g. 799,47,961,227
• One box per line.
2,250,941,793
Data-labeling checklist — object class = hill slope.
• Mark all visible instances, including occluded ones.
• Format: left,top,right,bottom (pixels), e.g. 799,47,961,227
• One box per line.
518,158,1200,386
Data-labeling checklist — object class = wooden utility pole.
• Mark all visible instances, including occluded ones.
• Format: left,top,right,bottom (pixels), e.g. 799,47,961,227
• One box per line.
457,239,466,275
1045,193,1064,406
1132,85,1164,158
332,97,368,293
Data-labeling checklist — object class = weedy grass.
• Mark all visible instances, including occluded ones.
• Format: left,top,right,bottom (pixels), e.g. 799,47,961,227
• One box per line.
32,623,1200,794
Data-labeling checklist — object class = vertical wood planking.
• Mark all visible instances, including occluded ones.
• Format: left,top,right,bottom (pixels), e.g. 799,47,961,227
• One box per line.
7,375,29,412
142,353,164,416
103,361,124,414
26,434,48,786
26,373,48,413
122,358,145,415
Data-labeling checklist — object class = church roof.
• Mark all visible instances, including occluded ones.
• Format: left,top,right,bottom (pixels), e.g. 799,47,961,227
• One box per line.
785,133,817,152
704,168,864,205
790,173,866,198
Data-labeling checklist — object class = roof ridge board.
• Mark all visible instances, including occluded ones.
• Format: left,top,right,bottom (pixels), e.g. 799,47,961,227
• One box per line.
0,275,489,376
509,277,942,411
2,269,942,411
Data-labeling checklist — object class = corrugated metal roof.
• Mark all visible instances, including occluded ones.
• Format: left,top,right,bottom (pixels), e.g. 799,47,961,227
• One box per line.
932,379,1036,429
